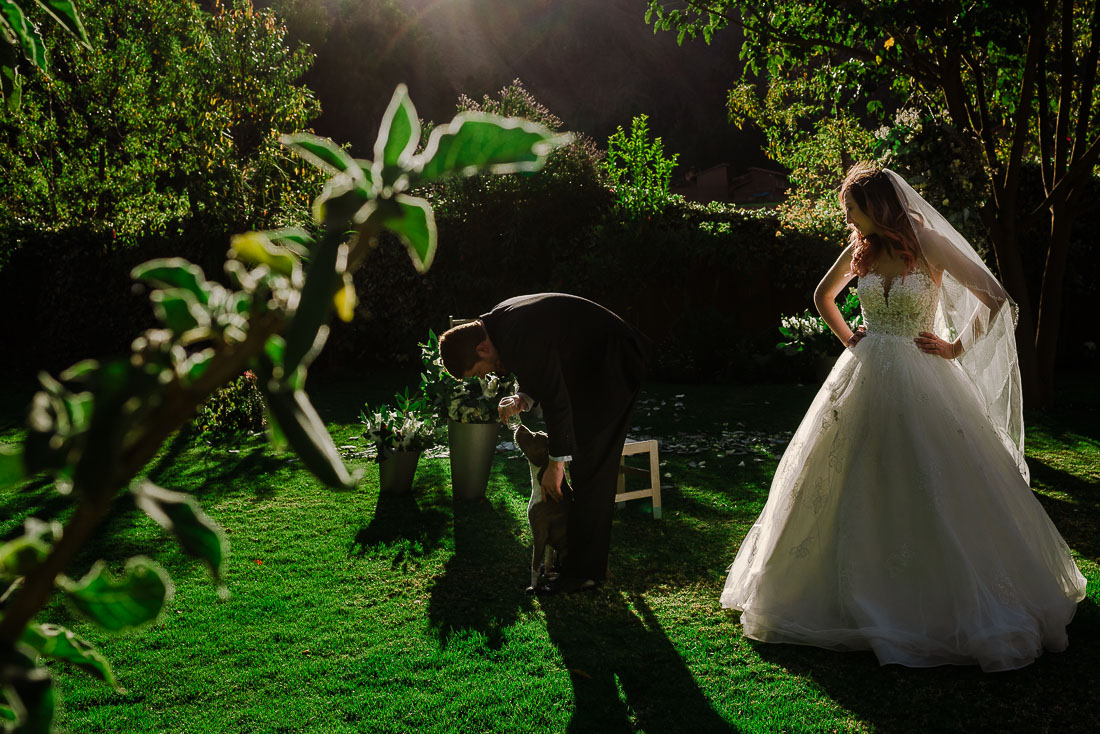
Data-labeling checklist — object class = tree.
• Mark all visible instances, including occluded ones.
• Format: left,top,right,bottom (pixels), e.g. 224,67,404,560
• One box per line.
0,0,322,244
648,0,1100,407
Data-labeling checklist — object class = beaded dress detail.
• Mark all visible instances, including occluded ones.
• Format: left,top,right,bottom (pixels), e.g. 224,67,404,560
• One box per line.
720,269,1085,671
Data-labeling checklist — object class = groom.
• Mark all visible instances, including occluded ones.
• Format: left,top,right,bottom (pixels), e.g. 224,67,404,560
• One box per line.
439,293,647,594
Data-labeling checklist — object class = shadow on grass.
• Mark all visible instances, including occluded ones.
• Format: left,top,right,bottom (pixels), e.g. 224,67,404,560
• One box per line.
751,596,1100,733
427,497,536,650
350,488,450,562
542,590,735,734
1029,457,1100,562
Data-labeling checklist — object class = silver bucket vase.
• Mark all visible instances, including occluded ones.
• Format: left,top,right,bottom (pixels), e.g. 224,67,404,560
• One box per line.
378,450,421,494
447,419,501,501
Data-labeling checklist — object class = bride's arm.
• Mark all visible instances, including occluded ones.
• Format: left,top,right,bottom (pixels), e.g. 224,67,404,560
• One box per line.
813,245,860,347
919,229,1010,357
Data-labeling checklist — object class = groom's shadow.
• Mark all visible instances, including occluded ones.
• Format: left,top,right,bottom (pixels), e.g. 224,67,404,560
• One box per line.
543,590,736,733
751,595,1100,732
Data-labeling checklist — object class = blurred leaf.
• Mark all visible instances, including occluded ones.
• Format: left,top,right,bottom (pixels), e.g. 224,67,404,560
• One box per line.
229,231,300,278
260,383,360,491
384,195,436,273
0,642,54,734
59,558,171,632
23,392,69,476
0,1,46,70
0,519,57,579
415,114,566,183
333,273,356,323
264,227,313,256
375,84,420,168
35,0,91,48
58,359,98,382
0,443,23,490
20,623,117,689
281,230,342,376
132,259,209,305
149,289,210,334
179,348,214,383
280,133,363,181
133,481,227,583
1,49,21,110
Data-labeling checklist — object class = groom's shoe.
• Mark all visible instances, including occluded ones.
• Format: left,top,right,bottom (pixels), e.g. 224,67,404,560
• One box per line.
536,575,597,596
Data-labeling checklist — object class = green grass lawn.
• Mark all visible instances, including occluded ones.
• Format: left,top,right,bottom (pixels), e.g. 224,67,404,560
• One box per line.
2,372,1097,733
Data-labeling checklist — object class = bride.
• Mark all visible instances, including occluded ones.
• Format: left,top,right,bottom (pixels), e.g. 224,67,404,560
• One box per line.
721,164,1086,671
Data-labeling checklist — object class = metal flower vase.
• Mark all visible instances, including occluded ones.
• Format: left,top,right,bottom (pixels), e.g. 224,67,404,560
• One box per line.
378,450,421,494
447,419,500,501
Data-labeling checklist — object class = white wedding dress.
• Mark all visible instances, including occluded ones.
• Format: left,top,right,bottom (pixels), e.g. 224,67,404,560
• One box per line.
721,267,1087,671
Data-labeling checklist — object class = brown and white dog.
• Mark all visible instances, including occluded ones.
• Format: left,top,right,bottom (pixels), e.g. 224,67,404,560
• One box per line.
513,424,569,593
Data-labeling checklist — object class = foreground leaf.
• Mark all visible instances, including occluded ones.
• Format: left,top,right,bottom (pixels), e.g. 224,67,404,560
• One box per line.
383,195,437,273
0,642,54,734
59,558,171,632
374,84,420,168
414,114,566,184
132,259,209,305
228,231,300,278
36,1,91,47
20,623,118,689
133,481,227,583
0,443,23,490
281,133,363,182
261,383,360,491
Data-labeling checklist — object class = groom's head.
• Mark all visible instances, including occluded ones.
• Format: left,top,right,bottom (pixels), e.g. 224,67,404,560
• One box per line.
439,320,500,378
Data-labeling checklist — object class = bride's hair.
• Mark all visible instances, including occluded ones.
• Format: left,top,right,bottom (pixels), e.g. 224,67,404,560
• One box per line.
840,162,921,277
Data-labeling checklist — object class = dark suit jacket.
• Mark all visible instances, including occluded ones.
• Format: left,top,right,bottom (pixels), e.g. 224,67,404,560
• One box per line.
480,293,646,459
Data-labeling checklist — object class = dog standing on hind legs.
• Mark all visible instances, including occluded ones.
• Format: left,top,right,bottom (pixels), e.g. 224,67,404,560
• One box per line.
514,424,569,593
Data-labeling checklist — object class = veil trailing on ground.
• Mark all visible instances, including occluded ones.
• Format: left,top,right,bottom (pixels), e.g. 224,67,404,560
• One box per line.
885,169,1028,481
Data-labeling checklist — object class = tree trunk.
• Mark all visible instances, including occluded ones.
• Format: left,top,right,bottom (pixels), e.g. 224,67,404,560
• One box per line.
1035,199,1077,408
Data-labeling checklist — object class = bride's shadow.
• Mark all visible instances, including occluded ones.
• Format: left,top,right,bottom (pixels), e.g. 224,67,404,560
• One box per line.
751,596,1100,732
542,591,736,733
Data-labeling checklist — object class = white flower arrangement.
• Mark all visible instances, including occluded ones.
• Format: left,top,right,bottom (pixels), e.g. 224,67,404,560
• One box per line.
361,390,438,461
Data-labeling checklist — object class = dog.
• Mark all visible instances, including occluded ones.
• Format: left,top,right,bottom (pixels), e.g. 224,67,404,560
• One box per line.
513,424,569,593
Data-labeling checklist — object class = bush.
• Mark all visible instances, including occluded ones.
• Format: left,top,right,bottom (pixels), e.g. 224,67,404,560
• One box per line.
191,370,267,439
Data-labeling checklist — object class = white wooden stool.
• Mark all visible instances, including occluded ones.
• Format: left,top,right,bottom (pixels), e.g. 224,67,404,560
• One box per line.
616,439,662,519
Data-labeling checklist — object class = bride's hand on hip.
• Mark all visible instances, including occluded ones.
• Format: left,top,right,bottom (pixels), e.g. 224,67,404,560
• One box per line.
915,331,956,359
846,327,867,348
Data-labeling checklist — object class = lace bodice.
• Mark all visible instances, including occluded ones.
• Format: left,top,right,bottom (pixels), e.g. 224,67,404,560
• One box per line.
857,270,939,337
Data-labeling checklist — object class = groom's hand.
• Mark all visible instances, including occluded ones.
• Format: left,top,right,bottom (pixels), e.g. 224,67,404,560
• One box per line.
541,459,564,502
498,394,527,422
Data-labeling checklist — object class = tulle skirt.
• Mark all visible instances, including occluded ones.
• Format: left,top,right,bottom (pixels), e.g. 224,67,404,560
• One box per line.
721,333,1087,671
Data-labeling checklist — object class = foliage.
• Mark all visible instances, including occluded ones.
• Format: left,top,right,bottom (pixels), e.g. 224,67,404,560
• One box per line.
0,84,564,732
873,107,989,248
646,0,1100,406
778,288,862,357
726,79,877,200
361,388,438,460
191,369,267,438
0,0,322,248
602,113,680,218
419,331,517,425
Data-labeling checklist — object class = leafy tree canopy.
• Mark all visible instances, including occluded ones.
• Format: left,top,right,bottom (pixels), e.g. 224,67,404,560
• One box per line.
0,0,322,249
